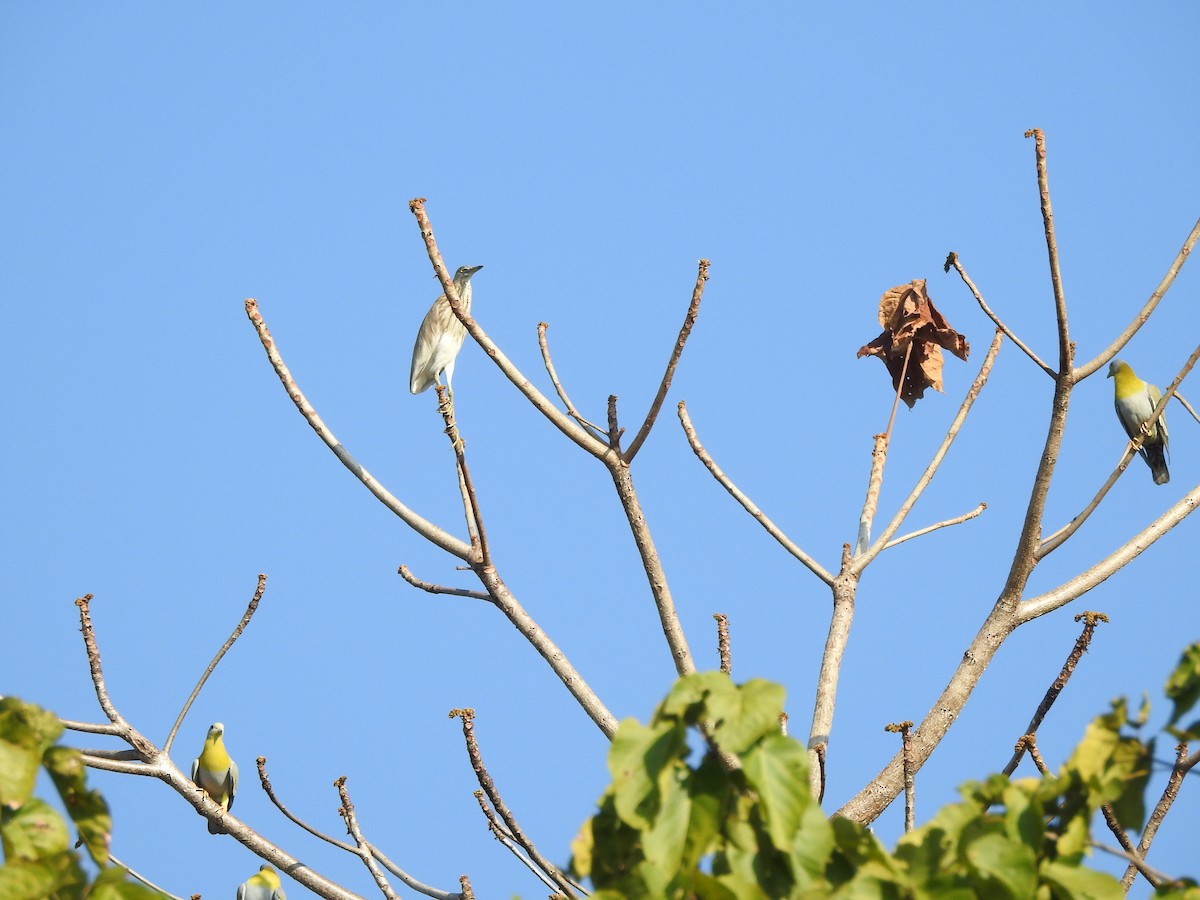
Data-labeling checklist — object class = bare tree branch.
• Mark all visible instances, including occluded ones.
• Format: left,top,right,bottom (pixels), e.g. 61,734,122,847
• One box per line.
946,252,1053,377
335,778,398,900
884,721,915,832
1025,128,1071,371
714,613,731,675
258,759,462,900
435,384,490,568
1121,743,1198,890
471,791,562,895
1002,612,1106,776
536,322,607,439
623,259,708,463
164,574,267,755
450,709,578,898
852,328,1004,574
1075,215,1200,380
881,502,986,551
408,198,611,460
677,401,834,585
245,298,473,561
398,565,490,601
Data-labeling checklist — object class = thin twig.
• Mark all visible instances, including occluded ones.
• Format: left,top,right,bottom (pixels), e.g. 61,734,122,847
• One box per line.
245,298,472,560
471,791,560,894
75,595,122,727
536,322,607,439
624,259,708,463
60,719,125,736
852,328,1004,574
885,722,915,831
1025,128,1070,371
108,852,186,900
336,778,398,900
1099,803,1140,860
450,709,578,899
436,384,490,568
1074,215,1200,380
1121,743,1196,890
408,199,610,459
1037,446,1137,558
1173,390,1200,425
398,565,490,601
881,502,986,551
853,433,888,557
1002,612,1106,776
608,460,694,676
808,549,854,800
946,252,1053,377
678,401,834,584
1020,481,1200,623
714,614,731,675
607,394,621,450
258,759,460,900
1094,841,1171,889
164,574,266,755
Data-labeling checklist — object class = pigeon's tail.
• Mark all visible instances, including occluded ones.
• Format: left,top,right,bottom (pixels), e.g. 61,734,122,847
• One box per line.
1141,442,1170,485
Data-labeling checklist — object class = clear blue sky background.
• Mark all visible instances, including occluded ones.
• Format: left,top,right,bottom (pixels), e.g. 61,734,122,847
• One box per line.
3,4,1198,897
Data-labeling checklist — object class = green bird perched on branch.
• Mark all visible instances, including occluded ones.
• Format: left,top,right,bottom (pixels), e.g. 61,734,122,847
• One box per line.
191,722,238,834
1109,359,1169,485
237,864,286,900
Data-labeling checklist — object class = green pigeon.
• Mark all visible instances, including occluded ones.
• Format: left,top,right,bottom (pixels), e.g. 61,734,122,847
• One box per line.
191,722,238,834
237,864,286,900
1108,359,1169,485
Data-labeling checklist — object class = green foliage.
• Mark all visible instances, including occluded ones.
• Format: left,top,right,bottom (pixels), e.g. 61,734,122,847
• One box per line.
1165,641,1200,740
0,697,163,900
571,671,1194,899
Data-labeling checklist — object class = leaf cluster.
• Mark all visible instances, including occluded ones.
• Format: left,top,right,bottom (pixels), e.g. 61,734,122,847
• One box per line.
0,697,161,900
570,671,1199,899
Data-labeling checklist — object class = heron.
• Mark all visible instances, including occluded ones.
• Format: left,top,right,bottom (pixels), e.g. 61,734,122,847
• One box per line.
409,264,483,397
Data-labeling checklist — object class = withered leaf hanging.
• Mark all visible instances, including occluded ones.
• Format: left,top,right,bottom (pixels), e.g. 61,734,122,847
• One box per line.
857,280,970,408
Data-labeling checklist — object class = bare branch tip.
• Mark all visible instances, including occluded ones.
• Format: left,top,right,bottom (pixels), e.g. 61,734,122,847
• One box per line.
943,251,957,273
449,707,476,721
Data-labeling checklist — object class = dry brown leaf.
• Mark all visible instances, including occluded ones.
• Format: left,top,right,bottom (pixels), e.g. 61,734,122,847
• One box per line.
857,279,969,408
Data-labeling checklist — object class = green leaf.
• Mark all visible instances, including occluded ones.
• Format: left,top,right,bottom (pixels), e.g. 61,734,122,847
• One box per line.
0,852,86,900
608,717,686,830
678,755,726,871
1106,737,1151,833
1,799,71,861
43,746,111,867
1066,720,1118,784
788,801,836,884
0,698,65,812
706,679,786,755
640,762,691,875
659,672,736,724
963,831,1037,899
1165,643,1200,727
1002,780,1043,850
740,733,811,850
1038,859,1123,899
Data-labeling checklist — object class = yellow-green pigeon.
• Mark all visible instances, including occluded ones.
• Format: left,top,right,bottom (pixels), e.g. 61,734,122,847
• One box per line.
237,864,286,900
1108,359,1169,485
190,722,238,834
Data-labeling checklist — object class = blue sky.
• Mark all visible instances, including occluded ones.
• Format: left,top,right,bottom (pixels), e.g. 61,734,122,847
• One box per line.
3,3,1198,896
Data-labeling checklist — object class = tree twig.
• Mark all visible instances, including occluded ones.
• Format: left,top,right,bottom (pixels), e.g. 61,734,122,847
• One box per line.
1002,612,1106,776
164,574,267,755
1121,743,1197,890
946,252,1053,377
881,502,986,551
408,198,610,460
623,259,708,464
884,721,915,831
335,778,398,900
536,322,607,439
677,401,834,585
450,709,578,898
258,759,461,900
1074,215,1200,381
436,384,490,568
471,791,561,895
714,614,731,675
245,298,472,560
397,565,490,601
